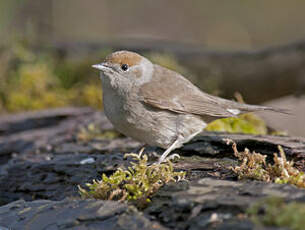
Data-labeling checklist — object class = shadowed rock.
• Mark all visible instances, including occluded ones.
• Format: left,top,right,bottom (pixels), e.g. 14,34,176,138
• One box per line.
0,107,305,229
0,199,167,230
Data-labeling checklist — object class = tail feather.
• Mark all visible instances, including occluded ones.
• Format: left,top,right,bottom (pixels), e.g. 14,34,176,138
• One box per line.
238,103,291,115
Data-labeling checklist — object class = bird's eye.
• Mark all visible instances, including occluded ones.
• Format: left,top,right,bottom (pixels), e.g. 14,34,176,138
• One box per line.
121,64,129,71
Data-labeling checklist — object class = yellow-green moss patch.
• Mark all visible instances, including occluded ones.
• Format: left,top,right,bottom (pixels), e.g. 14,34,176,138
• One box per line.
226,139,305,188
78,149,186,208
206,113,267,135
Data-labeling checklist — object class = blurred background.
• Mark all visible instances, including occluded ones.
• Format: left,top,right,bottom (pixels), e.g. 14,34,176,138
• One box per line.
0,0,304,136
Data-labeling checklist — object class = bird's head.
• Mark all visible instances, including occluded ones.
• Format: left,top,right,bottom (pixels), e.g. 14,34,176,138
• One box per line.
92,50,154,87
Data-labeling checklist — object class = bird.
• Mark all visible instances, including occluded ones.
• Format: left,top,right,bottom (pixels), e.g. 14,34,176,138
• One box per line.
92,50,288,163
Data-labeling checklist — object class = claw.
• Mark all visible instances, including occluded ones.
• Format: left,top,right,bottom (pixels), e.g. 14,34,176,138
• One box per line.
166,153,180,161
157,153,180,164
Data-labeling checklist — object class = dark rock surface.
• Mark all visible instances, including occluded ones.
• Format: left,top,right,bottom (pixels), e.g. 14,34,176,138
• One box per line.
0,199,167,230
146,179,305,230
0,153,125,205
0,107,305,230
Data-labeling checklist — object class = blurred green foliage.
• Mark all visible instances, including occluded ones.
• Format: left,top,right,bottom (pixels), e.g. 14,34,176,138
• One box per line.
0,39,103,113
77,123,122,142
0,40,271,135
248,197,305,230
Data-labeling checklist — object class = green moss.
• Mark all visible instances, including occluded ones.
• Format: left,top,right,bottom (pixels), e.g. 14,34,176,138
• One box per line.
5,62,66,111
206,113,267,135
226,140,305,188
248,197,305,230
78,149,186,208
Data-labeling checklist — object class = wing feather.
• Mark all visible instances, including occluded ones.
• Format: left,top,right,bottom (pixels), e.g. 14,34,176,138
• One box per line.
139,64,288,117
139,65,235,118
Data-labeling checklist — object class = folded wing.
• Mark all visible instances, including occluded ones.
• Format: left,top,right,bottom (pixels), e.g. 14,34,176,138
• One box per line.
139,65,288,118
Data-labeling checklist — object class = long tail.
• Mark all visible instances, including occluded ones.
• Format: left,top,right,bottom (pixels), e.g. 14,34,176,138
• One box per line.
236,103,291,115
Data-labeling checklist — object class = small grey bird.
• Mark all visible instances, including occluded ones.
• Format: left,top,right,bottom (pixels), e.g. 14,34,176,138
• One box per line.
92,50,287,163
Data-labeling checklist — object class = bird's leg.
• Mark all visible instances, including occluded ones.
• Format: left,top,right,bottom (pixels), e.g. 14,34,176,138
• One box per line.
157,128,204,164
157,139,181,164
157,114,206,164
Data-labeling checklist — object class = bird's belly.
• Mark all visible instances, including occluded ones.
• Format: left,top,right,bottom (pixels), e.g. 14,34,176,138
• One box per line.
102,88,206,149
103,97,177,148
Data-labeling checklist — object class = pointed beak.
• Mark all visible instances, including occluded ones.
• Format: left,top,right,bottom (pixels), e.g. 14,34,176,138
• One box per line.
92,63,108,70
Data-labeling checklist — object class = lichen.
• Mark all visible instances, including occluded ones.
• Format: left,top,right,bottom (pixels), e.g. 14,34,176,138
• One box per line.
226,139,305,188
248,197,305,230
78,149,186,208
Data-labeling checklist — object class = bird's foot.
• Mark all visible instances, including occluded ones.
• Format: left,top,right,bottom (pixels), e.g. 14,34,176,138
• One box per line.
157,153,180,164
150,151,161,159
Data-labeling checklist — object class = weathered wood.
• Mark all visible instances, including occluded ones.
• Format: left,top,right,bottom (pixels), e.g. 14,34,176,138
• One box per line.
0,107,95,164
182,132,305,158
0,107,94,136
0,107,304,230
